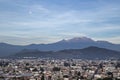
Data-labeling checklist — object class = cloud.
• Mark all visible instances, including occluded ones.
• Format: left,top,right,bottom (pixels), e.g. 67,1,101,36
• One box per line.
58,32,87,38
93,36,120,44
0,34,62,45
0,6,120,42
28,10,32,15
108,37,120,44
0,0,120,44
3,4,119,29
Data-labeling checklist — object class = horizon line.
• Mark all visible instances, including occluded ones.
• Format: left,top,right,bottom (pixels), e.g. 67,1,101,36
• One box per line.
0,37,119,46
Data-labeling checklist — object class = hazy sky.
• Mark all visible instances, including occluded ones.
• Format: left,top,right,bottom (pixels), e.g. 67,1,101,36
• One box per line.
0,0,120,45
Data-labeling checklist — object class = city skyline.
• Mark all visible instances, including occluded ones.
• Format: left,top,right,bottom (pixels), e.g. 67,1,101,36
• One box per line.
0,0,120,45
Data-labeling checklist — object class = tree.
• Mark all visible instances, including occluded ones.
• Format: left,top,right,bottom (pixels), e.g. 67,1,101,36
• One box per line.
41,74,45,80
53,67,60,71
103,77,113,80
64,62,70,67
97,78,102,80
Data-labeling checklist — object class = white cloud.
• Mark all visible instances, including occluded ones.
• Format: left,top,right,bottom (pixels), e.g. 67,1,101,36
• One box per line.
0,34,62,45
59,32,87,38
28,10,32,15
94,36,120,44
27,5,50,15
0,0,120,44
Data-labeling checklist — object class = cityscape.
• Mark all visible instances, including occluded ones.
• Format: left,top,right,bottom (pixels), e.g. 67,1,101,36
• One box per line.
0,58,120,80
0,0,120,80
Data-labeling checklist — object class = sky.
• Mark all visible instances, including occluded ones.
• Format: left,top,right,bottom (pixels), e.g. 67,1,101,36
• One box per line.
0,0,120,45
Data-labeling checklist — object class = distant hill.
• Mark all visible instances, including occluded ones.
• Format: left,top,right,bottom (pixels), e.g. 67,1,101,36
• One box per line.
0,43,24,57
0,37,120,57
11,46,120,59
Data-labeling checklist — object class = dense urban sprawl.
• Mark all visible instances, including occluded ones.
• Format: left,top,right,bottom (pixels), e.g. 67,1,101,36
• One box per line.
0,58,120,80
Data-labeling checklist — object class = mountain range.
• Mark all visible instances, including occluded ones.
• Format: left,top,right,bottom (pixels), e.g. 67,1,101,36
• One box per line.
11,46,120,59
0,37,120,58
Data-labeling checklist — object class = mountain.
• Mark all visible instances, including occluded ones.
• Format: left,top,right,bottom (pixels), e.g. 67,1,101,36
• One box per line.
0,37,120,57
0,43,24,57
11,46,120,59
66,37,94,42
11,49,53,58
